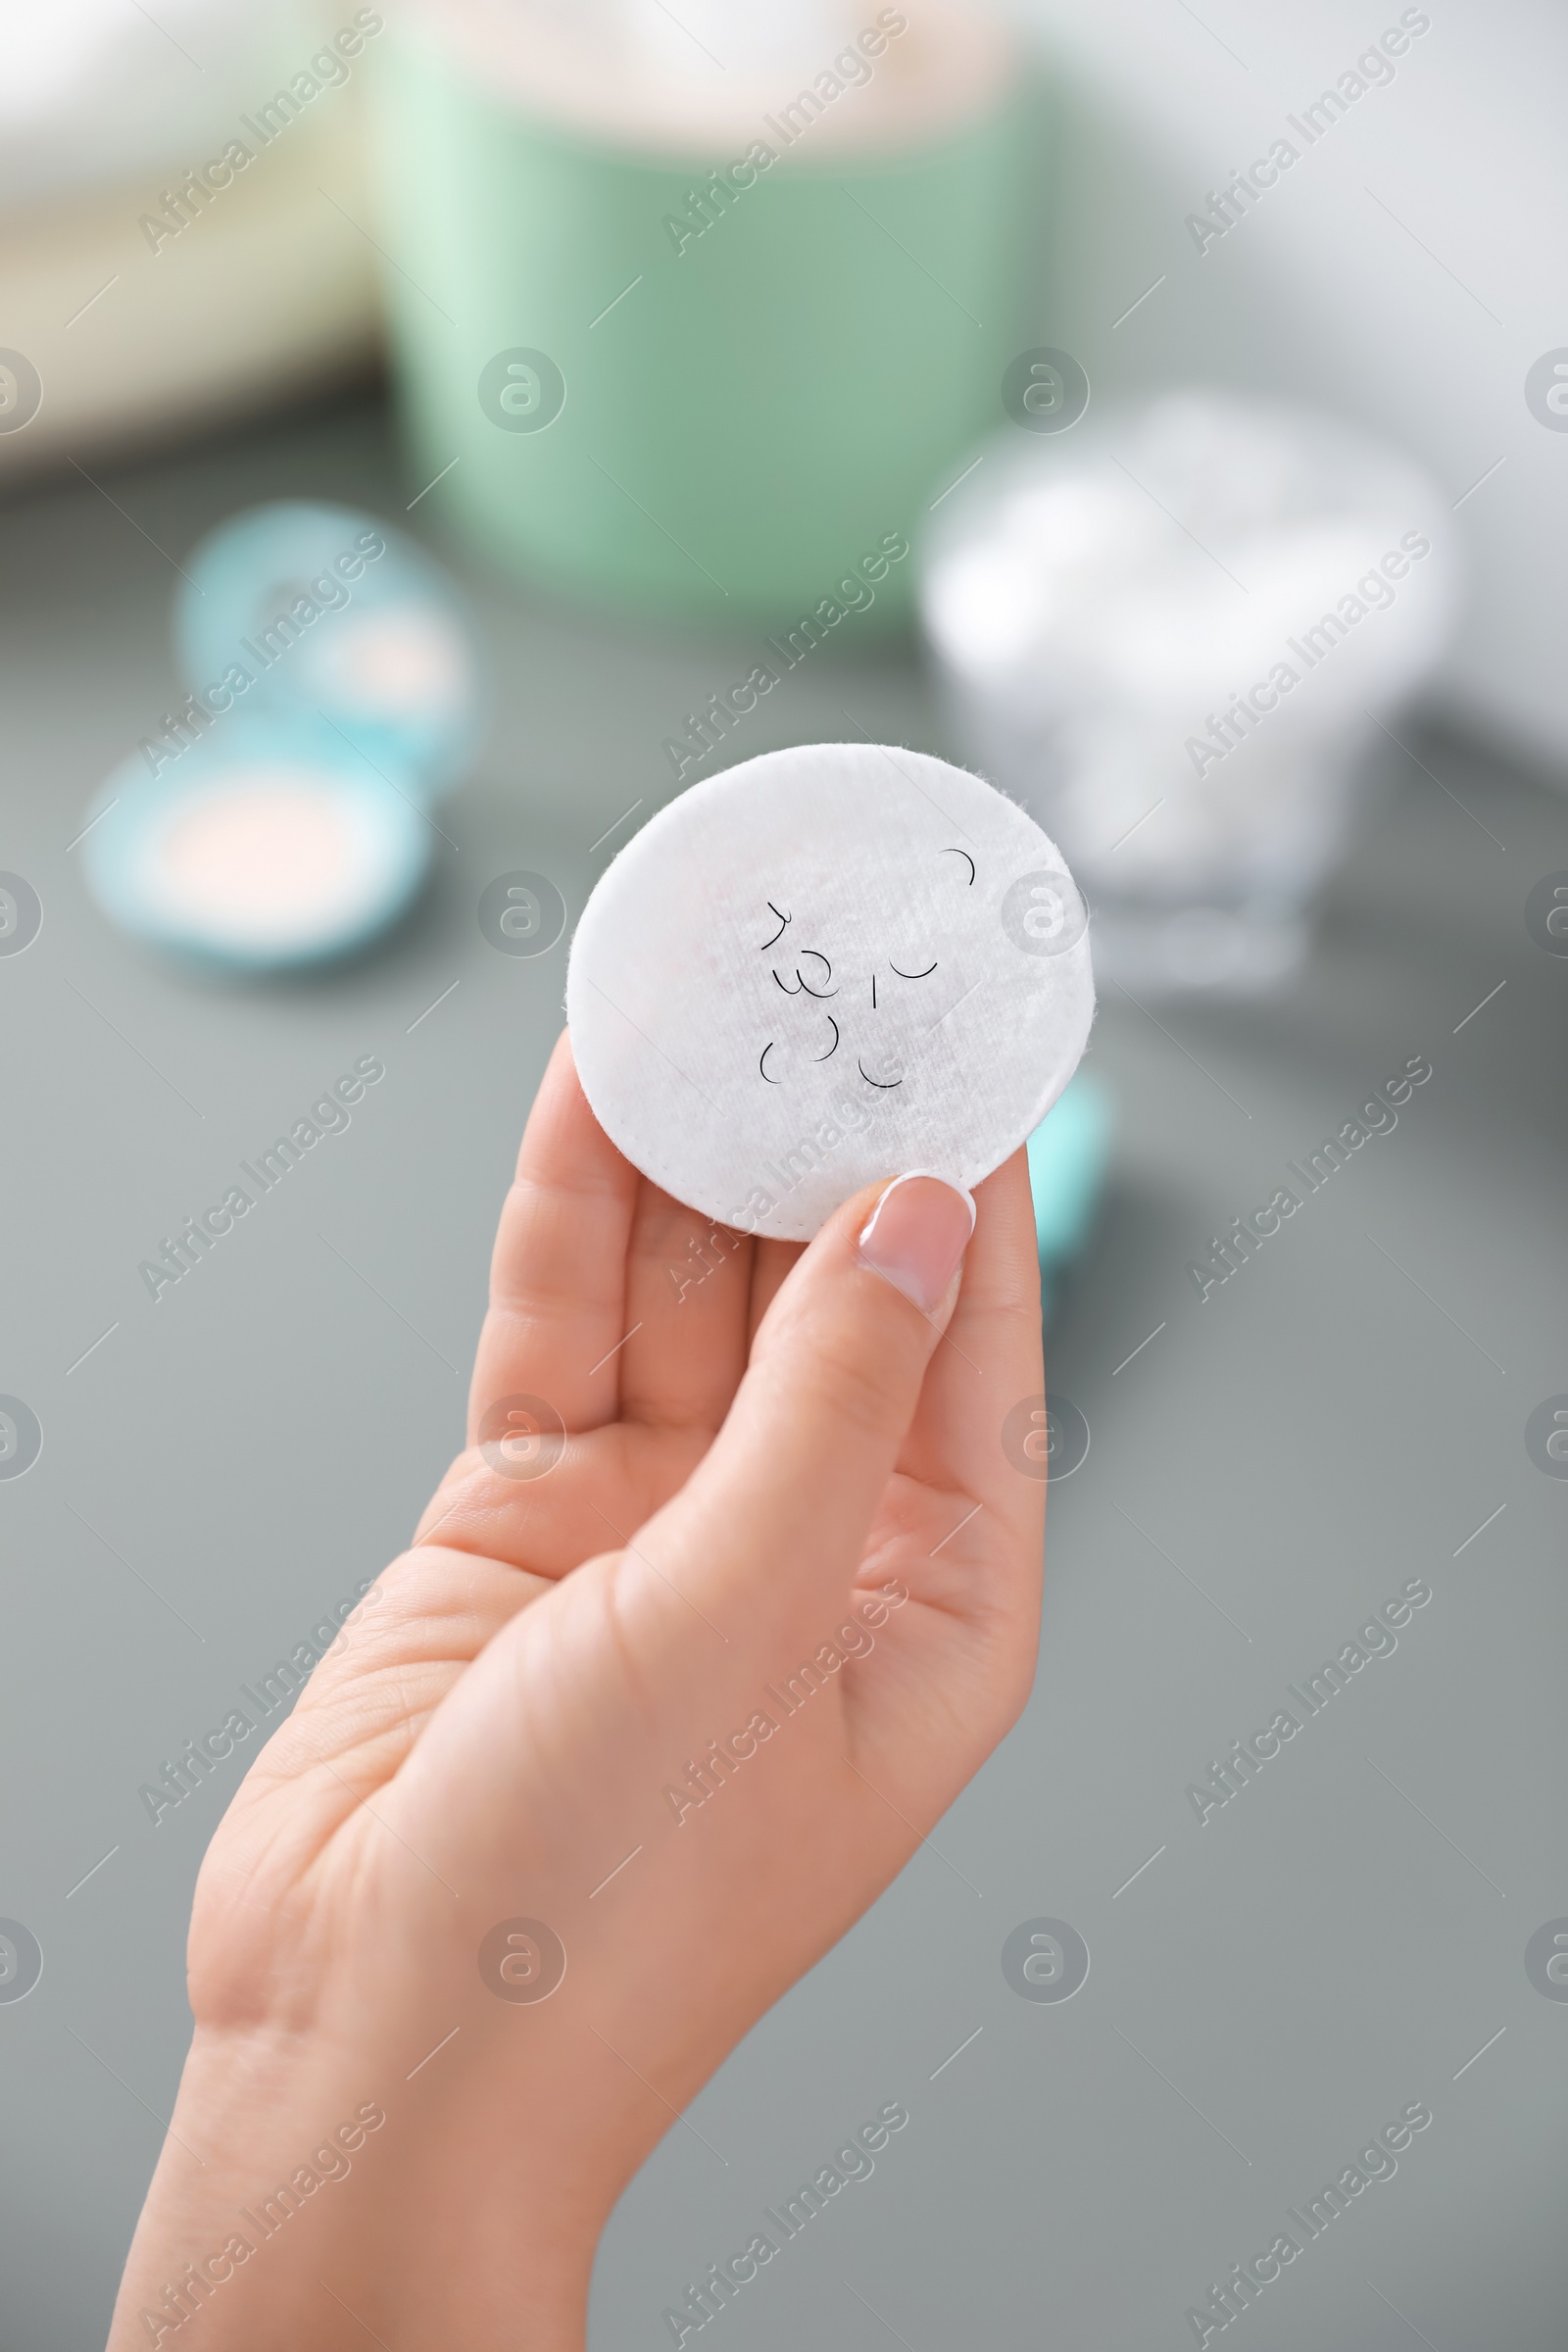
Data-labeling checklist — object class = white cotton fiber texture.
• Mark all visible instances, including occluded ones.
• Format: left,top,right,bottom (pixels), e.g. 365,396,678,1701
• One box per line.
566,742,1096,1240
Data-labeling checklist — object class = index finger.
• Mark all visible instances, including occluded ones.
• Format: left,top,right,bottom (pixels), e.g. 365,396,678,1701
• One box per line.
466,1031,638,1440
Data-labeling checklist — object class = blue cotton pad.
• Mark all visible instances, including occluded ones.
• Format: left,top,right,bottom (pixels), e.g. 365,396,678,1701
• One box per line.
1026,1073,1111,1310
80,717,434,972
173,501,481,796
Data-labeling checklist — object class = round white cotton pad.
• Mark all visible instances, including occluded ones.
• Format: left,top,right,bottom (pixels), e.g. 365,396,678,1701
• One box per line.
566,743,1096,1241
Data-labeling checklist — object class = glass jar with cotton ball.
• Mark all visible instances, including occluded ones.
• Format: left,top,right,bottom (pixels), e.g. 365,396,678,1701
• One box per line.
920,391,1460,995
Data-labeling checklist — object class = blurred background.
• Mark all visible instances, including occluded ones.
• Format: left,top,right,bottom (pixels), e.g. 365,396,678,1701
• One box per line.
2,1,1565,2344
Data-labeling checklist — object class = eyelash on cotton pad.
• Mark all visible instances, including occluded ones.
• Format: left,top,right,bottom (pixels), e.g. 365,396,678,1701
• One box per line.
565,741,1095,1244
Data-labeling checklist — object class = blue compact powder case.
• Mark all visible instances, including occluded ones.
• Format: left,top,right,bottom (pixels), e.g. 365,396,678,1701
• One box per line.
172,500,482,797
1027,1073,1112,1315
81,715,433,973
81,499,481,970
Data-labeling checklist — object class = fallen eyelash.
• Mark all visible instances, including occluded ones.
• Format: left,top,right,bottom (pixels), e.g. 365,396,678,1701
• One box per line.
889,957,938,979
858,1057,903,1089
774,950,836,999
944,849,976,885
760,904,791,950
813,1016,839,1061
760,1042,779,1083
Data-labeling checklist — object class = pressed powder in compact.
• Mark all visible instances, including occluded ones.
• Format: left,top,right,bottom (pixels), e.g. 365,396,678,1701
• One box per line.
303,604,473,724
82,722,433,970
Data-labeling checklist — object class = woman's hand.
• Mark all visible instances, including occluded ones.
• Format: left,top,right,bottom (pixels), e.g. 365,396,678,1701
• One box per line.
110,1033,1046,2351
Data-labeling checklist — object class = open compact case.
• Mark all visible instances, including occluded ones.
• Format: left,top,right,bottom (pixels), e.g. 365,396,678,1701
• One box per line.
81,715,433,974
80,499,481,971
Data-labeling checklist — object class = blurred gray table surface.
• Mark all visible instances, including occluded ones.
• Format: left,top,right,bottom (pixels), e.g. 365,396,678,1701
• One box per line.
1,396,1564,2350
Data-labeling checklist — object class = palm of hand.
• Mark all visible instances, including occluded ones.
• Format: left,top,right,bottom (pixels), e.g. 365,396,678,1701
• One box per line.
186,1036,1044,2210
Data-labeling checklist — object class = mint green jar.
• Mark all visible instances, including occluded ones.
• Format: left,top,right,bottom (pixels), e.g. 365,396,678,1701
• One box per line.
369,3,1024,626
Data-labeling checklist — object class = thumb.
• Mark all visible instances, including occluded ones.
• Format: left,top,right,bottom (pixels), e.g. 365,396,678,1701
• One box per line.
631,1173,976,1634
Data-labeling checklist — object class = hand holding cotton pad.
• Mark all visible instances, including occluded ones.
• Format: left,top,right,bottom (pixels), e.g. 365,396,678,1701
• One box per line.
566,743,1095,1241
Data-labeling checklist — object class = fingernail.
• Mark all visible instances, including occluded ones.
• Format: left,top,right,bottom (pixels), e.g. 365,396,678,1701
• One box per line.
857,1173,976,1314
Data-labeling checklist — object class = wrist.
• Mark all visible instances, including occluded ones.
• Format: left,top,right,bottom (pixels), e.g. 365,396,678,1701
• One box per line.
109,2024,603,2351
